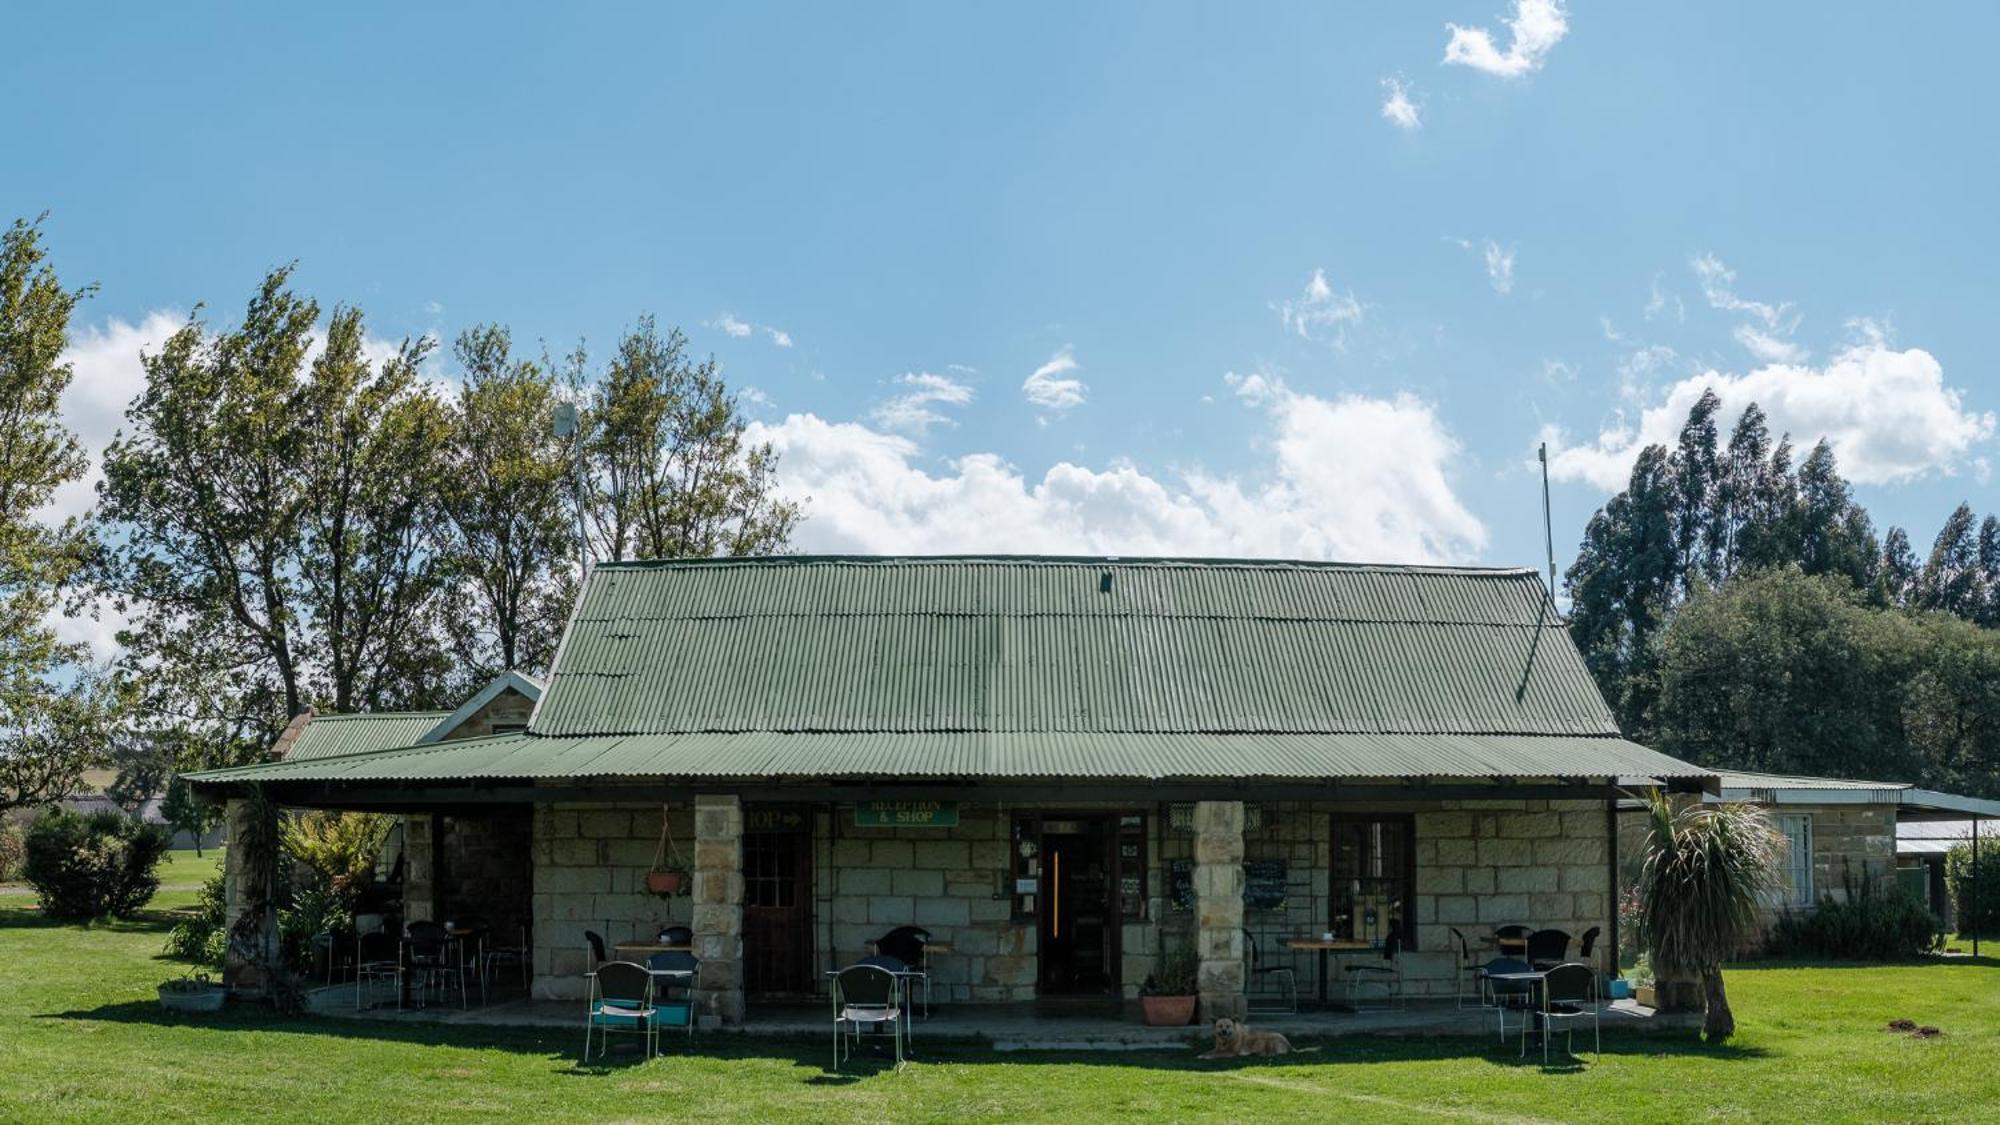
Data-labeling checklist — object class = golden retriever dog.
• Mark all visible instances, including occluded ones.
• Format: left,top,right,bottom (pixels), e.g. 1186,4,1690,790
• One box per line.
1198,1017,1315,1059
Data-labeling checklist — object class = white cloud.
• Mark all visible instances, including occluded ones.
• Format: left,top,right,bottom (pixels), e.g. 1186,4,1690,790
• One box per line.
1443,0,1569,78
710,312,793,347
1542,342,1996,490
42,311,186,524
870,371,975,434
1691,252,1789,330
712,312,753,338
752,377,1486,563
1380,78,1422,130
1277,269,1364,346
739,385,774,408
1483,241,1516,295
763,326,793,348
1732,324,1806,365
1022,348,1088,412
1644,275,1685,322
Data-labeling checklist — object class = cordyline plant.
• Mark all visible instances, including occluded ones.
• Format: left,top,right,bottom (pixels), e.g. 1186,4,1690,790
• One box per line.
1635,792,1782,1041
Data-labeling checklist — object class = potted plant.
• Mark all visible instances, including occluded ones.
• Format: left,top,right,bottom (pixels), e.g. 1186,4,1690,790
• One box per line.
1629,954,1657,1009
159,972,228,1013
1139,946,1199,1027
646,809,690,897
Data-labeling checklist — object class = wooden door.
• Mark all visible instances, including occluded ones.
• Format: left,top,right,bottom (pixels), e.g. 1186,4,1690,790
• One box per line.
741,807,813,997
1037,816,1119,995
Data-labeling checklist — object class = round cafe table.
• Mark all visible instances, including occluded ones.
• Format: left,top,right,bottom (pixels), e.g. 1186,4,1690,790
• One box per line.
1281,937,1376,1010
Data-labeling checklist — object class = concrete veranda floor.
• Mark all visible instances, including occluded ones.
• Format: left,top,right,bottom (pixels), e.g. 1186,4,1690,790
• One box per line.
307,982,1686,1050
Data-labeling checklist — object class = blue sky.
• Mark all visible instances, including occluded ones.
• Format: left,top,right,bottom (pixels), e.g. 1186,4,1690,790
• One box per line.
7,2,1996,591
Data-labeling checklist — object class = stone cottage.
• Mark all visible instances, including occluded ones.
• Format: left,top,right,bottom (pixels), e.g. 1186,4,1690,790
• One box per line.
194,555,1715,1023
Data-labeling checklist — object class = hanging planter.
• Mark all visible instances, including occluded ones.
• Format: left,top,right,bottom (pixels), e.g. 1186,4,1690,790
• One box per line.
647,807,690,898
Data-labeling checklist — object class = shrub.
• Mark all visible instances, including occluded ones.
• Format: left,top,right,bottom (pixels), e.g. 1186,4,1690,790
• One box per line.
164,873,229,967
281,810,392,892
278,883,355,971
0,820,26,881
1945,840,1998,939
1769,875,1942,960
1140,946,1199,996
22,808,171,919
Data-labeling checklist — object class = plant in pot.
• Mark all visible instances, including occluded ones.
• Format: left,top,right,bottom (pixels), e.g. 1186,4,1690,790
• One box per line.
158,972,228,1013
1627,953,1656,1008
646,809,690,897
1139,946,1200,1027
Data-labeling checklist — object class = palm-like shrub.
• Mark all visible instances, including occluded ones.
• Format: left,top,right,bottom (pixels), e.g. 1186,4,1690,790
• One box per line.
280,810,392,891
1635,793,1781,1040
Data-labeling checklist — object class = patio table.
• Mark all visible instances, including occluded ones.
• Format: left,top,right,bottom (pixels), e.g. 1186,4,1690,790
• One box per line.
612,942,693,959
1281,938,1376,1009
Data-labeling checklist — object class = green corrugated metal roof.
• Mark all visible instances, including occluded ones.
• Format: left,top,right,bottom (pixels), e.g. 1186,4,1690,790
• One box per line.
532,556,1619,738
286,712,449,761
190,730,1709,783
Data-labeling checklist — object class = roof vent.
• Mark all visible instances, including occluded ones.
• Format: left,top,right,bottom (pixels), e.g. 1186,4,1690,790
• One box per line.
1099,572,1113,594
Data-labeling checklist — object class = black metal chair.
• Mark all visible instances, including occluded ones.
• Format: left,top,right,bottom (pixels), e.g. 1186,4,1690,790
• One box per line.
1492,924,1532,955
831,963,904,1071
355,930,401,1010
1578,926,1601,962
874,926,932,1015
1344,932,1404,1011
1526,928,1572,971
1482,956,1535,1040
1243,929,1298,1014
658,925,694,947
1523,962,1601,1064
584,929,607,973
483,923,531,988
1449,927,1485,1008
646,951,700,1041
405,920,461,1008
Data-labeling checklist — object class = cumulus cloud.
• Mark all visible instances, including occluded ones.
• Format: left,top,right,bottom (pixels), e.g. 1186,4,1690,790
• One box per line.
710,312,793,348
764,326,793,348
1732,324,1805,365
1483,241,1516,295
1380,78,1422,130
751,377,1485,563
1277,269,1364,346
1691,252,1790,330
1443,0,1569,78
712,312,753,338
1021,348,1088,413
870,371,975,434
1541,342,1996,490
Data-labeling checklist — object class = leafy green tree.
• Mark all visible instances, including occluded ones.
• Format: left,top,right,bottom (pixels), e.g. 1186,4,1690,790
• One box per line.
98,267,454,743
0,215,122,812
160,774,223,856
438,325,577,679
1672,389,1724,589
578,317,799,563
1876,526,1921,608
1917,503,1985,619
1976,515,2000,628
1566,445,1676,736
1635,793,1782,1040
1793,439,1877,587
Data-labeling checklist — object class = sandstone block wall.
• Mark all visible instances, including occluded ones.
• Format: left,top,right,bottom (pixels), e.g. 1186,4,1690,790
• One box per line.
531,802,696,1000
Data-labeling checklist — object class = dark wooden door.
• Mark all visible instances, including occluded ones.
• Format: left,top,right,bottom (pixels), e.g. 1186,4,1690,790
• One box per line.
742,807,813,997
1037,816,1119,995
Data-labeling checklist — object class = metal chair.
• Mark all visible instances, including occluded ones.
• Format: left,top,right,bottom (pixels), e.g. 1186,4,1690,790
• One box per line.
1243,929,1297,1014
657,925,693,947
1523,962,1600,1064
583,961,658,1061
646,951,700,1042
1481,956,1535,1040
1344,932,1404,1011
874,926,932,1016
831,963,905,1072
1492,924,1532,955
1449,927,1485,1008
584,929,607,972
483,923,531,988
1578,926,1601,962
405,921,461,1008
1526,929,1572,971
355,930,402,1010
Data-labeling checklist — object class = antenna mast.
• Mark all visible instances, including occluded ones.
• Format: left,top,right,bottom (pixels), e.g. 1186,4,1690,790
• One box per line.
1537,442,1557,603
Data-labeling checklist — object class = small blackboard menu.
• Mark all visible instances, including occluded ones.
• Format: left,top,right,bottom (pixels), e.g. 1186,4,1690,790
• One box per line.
1244,859,1288,912
1167,859,1196,912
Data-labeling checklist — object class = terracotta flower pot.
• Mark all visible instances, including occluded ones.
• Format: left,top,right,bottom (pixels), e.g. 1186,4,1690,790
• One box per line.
1140,994,1197,1027
1635,984,1657,1009
646,869,688,896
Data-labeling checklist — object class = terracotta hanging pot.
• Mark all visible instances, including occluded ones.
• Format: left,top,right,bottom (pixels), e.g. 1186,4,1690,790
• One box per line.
647,807,690,898
645,868,688,896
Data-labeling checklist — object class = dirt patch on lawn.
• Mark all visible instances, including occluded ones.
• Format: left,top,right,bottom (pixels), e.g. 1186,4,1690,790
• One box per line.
1883,1019,1945,1039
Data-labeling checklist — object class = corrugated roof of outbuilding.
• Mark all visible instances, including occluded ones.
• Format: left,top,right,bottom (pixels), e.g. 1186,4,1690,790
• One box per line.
284,712,450,761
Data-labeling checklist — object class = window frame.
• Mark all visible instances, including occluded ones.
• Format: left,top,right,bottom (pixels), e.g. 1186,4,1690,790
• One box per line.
1326,812,1418,950
1777,812,1814,908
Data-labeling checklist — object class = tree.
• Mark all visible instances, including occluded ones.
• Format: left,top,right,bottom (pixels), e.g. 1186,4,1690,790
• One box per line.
1793,439,1877,588
1565,445,1676,736
1635,793,1782,1041
1977,515,2000,628
1672,389,1724,589
1876,527,1920,608
1917,503,1984,619
98,267,454,740
578,317,799,563
160,774,223,856
0,214,121,812
437,325,577,680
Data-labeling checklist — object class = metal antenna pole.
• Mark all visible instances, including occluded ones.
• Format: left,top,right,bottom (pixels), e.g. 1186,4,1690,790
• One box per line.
554,402,591,581
1538,443,1557,604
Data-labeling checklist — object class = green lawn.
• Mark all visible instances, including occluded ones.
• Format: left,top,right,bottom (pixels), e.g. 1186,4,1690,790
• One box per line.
0,880,1994,1124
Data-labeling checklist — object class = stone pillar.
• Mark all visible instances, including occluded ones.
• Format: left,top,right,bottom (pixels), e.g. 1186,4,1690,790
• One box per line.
221,798,252,934
1194,799,1247,1023
220,797,277,993
692,794,745,1026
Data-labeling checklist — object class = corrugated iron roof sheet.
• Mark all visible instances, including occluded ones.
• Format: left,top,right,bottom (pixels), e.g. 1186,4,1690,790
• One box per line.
531,556,1619,739
1714,771,1910,792
286,712,449,761
189,729,1709,783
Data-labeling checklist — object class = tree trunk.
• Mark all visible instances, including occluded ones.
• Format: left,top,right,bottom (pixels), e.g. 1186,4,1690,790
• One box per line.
1700,967,1735,1041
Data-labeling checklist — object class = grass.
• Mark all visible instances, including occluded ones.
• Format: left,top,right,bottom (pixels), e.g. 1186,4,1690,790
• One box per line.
0,878,1994,1123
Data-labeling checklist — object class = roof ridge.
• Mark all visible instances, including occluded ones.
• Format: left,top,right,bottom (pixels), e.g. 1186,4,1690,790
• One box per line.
589,554,1539,576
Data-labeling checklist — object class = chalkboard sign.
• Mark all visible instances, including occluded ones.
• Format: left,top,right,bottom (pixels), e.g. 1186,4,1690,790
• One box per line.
1167,859,1196,913
1244,859,1288,912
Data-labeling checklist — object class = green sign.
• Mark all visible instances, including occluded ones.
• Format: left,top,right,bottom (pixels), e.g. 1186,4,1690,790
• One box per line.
855,800,959,828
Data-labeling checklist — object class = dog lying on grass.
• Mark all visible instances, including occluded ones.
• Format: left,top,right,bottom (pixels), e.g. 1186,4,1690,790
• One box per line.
1197,1017,1318,1059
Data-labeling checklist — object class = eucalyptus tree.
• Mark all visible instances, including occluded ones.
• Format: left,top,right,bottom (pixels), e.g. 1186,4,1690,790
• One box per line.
0,215,122,811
